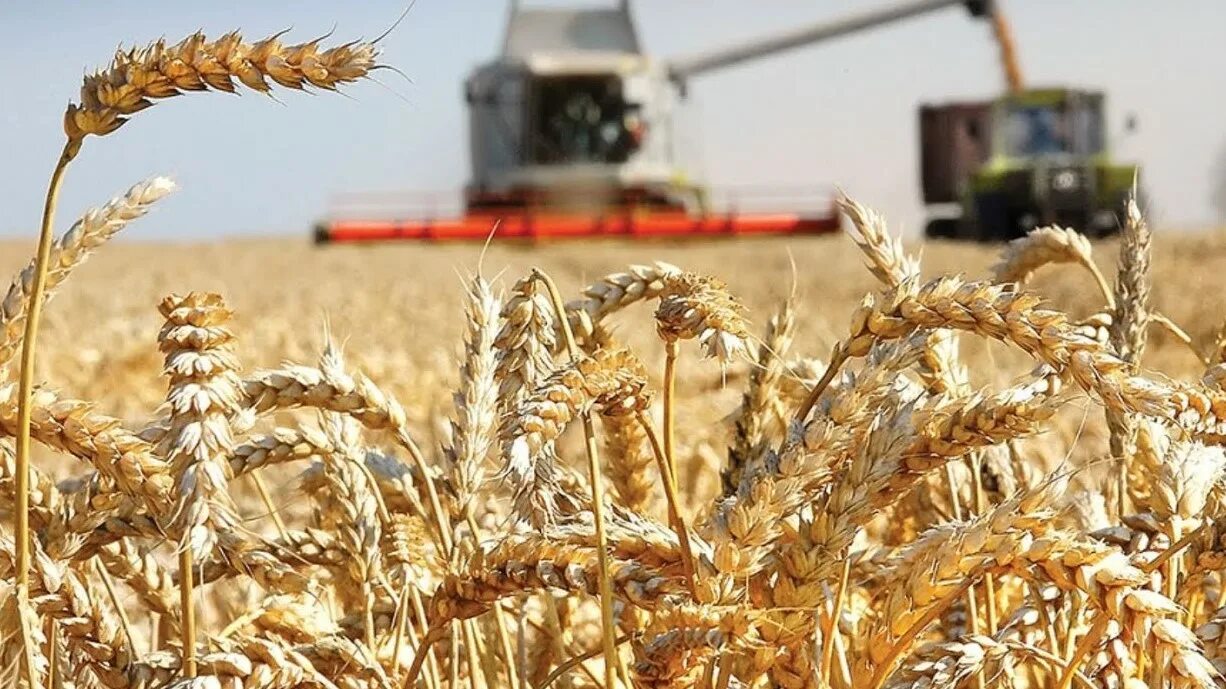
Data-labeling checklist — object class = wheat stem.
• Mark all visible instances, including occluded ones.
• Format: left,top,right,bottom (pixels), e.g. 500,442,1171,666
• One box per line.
92,557,138,658
45,615,59,689
1144,521,1207,574
15,138,79,689
406,624,449,689
178,547,197,677
462,620,486,689
1059,615,1109,689
663,340,679,485
969,454,999,636
1151,311,1204,363
819,556,851,687
532,267,620,689
250,471,289,540
1079,256,1116,311
389,569,412,681
797,343,848,423
539,633,633,689
713,653,734,689
868,579,973,689
636,410,698,597
409,586,444,689
465,511,521,689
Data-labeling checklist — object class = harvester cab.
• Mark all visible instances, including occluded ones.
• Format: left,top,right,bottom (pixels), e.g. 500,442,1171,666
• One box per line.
922,87,1140,240
464,2,696,214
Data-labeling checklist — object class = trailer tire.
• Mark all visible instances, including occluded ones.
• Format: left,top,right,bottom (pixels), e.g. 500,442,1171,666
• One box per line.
972,192,1015,242
924,217,959,239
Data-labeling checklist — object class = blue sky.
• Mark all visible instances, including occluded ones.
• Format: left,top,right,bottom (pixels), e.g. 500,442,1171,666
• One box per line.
1,1,1223,240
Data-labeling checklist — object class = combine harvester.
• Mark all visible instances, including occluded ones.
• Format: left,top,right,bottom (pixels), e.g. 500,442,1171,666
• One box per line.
316,0,1003,244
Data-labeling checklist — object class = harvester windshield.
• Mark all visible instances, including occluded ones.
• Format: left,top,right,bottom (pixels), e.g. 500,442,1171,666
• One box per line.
1001,97,1104,158
528,74,643,165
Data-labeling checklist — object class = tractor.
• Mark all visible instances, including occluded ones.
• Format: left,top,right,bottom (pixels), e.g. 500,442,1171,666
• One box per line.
921,87,1140,240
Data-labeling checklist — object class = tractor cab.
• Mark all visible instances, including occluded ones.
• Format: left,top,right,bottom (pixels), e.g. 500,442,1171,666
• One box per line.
970,88,1135,239
997,89,1105,159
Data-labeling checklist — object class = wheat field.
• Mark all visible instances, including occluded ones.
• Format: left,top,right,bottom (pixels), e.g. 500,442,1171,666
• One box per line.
1,230,1219,420
7,21,1226,689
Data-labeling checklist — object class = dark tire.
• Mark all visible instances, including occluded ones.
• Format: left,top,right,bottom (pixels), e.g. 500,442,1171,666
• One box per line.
972,192,1015,242
924,217,960,239
1085,209,1121,238
312,223,331,246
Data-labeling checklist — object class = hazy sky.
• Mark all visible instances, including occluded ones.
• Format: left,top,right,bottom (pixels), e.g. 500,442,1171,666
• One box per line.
1,1,1223,240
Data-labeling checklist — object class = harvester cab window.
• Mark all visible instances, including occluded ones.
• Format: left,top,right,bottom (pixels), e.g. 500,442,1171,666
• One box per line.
1005,105,1069,156
529,74,643,165
1003,100,1105,158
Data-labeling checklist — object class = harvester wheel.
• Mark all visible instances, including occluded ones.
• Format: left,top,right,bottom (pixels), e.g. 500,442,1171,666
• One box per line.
313,223,331,245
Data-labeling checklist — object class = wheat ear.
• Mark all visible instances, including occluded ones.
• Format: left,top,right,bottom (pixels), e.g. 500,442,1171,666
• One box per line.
566,261,682,345
446,276,501,524
992,225,1115,308
499,347,650,525
155,292,242,677
0,177,175,374
839,194,920,288
316,413,384,651
65,31,377,139
725,298,795,493
844,276,1226,436
495,275,557,409
1107,193,1150,517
